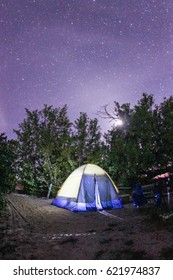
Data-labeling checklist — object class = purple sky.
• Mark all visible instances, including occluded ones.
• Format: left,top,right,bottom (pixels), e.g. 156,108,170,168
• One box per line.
1,0,173,138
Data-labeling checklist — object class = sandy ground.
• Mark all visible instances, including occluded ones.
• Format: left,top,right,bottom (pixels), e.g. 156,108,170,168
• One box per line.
0,193,173,260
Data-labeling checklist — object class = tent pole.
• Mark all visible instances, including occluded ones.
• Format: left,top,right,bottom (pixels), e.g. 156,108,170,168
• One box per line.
47,183,52,199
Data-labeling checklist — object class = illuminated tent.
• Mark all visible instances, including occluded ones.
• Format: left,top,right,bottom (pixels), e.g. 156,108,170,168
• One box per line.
52,164,123,212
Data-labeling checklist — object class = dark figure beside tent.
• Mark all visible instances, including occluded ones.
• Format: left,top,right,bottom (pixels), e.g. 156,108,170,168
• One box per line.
132,183,147,208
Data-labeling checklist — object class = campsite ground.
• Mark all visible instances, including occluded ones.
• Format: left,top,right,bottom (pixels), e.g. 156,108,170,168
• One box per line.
0,193,173,260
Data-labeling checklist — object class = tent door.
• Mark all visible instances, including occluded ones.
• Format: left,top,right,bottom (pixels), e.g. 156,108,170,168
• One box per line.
95,177,103,210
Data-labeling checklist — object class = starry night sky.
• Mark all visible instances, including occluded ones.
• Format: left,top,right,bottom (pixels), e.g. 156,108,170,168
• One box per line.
1,0,173,138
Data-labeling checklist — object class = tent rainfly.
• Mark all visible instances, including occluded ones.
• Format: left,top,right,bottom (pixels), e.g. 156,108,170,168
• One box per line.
52,164,123,212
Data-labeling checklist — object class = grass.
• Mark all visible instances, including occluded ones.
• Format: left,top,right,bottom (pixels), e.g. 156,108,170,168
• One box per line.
94,250,105,259
0,196,6,213
59,237,78,245
125,239,134,246
109,248,150,260
0,243,16,256
99,237,113,244
94,248,150,260
160,247,173,260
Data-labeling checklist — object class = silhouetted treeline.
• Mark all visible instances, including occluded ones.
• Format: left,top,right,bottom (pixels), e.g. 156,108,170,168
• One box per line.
0,93,173,197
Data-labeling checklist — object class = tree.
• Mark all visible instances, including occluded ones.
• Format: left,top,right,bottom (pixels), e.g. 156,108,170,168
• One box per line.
155,96,173,169
0,133,16,195
73,112,102,166
130,94,157,176
102,93,171,188
102,101,134,185
14,105,74,197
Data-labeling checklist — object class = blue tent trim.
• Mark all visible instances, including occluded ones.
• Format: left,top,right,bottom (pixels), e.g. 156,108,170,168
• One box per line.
52,196,123,212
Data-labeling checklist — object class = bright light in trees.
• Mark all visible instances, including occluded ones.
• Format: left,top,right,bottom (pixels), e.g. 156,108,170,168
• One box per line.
114,119,123,126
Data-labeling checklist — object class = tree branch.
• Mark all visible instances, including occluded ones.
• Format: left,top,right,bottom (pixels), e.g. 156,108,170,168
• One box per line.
96,105,119,122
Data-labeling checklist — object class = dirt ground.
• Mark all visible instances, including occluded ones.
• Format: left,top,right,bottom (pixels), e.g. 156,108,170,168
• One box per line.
0,193,173,260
